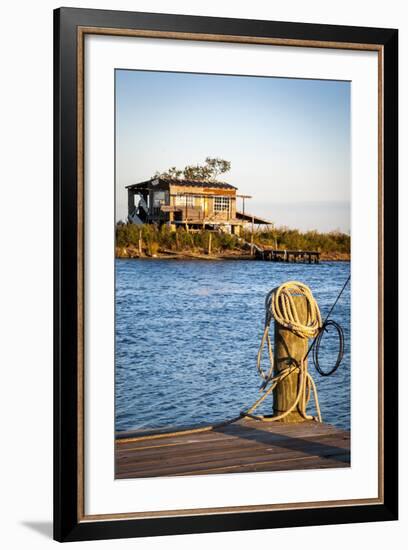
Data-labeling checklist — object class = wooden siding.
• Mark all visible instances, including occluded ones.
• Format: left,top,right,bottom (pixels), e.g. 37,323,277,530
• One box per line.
170,184,236,197
170,184,237,222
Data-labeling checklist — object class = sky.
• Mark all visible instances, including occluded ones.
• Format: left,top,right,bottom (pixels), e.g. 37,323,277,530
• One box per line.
115,69,350,233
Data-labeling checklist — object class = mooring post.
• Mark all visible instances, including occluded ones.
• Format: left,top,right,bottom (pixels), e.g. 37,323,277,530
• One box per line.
208,232,212,255
250,215,255,256
138,230,142,256
273,294,309,422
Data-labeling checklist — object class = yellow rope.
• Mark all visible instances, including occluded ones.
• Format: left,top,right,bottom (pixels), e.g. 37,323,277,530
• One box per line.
116,416,242,445
243,281,322,423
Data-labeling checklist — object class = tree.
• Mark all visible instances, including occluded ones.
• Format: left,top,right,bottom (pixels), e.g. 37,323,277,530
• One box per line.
204,157,231,180
154,166,183,179
154,157,231,182
182,163,212,181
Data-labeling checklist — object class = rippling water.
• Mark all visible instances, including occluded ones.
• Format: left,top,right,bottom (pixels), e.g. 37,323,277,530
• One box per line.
115,259,350,433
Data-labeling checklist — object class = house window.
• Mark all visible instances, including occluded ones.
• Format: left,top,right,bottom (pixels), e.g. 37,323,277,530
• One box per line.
175,195,194,207
214,197,230,212
153,191,166,207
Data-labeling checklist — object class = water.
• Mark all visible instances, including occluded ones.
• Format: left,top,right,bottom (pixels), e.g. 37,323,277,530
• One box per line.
115,259,350,433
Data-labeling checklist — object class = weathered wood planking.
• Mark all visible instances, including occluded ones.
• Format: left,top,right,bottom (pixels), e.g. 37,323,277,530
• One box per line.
115,419,350,479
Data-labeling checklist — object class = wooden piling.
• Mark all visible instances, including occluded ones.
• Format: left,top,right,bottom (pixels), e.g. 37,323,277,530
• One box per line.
250,215,255,256
273,294,309,422
256,249,320,263
138,230,142,256
208,232,212,255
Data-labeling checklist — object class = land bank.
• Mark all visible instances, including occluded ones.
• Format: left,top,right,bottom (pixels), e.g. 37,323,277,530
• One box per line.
115,224,350,262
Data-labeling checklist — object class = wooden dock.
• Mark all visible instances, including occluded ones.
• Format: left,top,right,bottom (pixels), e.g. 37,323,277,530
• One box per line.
115,419,350,479
255,248,320,263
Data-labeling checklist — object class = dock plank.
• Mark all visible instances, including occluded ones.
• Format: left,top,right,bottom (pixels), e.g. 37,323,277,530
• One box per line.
115,418,350,479
117,432,349,470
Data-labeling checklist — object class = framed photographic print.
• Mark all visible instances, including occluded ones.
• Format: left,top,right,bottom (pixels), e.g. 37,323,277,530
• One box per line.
54,7,398,542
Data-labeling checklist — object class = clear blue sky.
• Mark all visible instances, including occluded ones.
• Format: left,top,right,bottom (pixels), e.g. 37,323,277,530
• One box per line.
116,69,350,233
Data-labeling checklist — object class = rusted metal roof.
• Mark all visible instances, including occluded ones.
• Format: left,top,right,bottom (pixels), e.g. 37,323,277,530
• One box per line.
126,177,237,191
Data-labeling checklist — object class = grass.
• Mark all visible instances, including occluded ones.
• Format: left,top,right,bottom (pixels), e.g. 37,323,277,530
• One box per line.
116,223,240,255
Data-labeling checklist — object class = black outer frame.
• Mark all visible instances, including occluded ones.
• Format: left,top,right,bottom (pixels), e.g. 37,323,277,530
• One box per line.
54,7,398,543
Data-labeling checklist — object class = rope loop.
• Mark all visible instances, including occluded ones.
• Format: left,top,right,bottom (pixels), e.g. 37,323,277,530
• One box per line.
312,319,344,376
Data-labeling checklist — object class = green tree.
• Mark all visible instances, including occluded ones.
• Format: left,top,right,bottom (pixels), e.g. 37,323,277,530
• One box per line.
154,166,183,179
155,157,231,182
204,157,231,180
182,163,212,181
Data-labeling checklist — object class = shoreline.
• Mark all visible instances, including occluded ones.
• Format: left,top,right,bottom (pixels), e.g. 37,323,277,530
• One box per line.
115,247,350,262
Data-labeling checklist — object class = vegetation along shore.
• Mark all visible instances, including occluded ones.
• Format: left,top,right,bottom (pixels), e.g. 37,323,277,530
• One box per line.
115,223,350,261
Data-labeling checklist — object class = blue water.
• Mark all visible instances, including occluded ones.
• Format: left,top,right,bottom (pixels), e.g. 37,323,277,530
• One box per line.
115,259,350,433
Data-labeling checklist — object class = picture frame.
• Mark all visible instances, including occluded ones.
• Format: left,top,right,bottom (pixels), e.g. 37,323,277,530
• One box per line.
53,7,398,542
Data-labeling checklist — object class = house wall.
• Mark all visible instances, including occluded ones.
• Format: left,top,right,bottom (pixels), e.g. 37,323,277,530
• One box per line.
231,197,237,218
127,189,135,215
129,183,237,224
170,184,236,198
170,184,236,221
149,185,170,220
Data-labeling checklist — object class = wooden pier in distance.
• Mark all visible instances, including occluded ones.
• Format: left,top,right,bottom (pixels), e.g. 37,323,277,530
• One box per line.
115,418,350,479
255,248,320,263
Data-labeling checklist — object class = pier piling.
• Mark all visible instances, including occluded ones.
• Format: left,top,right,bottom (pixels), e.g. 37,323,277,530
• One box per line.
273,294,309,422
254,248,320,263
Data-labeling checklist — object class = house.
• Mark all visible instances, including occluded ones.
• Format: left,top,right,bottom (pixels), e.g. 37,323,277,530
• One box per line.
126,177,270,235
